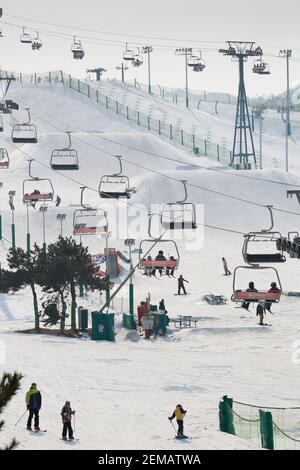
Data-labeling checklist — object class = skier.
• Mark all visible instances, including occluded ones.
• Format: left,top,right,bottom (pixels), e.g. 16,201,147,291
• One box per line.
61,401,75,441
177,275,189,295
222,257,231,276
256,302,266,326
55,194,61,207
168,404,187,438
242,281,258,311
265,282,281,313
25,383,42,431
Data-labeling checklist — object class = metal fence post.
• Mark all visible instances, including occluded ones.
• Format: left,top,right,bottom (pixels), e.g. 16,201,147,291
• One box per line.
204,139,207,156
170,124,173,140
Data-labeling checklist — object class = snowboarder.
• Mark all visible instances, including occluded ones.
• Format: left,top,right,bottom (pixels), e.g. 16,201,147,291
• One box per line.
256,302,266,326
26,383,42,431
242,281,258,311
177,275,189,295
265,282,281,313
159,299,166,312
55,195,61,207
222,257,231,276
61,401,75,441
169,404,187,438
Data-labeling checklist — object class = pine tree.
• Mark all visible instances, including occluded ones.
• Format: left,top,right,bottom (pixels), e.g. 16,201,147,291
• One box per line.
0,372,23,450
42,237,108,331
4,247,43,331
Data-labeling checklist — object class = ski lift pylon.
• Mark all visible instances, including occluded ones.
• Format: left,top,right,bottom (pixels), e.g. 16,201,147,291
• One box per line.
160,180,196,230
99,155,134,199
0,147,9,169
139,213,180,274
242,206,286,265
23,159,54,203
73,186,108,236
11,107,38,143
50,131,79,170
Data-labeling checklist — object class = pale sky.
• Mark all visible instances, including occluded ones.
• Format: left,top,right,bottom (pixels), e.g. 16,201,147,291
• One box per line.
1,0,300,96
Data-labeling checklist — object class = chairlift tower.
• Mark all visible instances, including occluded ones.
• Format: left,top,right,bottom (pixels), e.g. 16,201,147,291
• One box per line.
219,41,264,170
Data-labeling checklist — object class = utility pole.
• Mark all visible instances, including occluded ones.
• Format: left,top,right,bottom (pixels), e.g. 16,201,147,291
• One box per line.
219,41,266,170
175,48,192,108
57,213,66,237
279,49,292,172
142,45,153,94
39,204,48,253
8,190,16,249
116,63,128,84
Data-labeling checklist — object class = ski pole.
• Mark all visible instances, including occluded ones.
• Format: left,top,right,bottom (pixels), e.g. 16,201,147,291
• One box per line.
169,418,176,434
15,409,28,426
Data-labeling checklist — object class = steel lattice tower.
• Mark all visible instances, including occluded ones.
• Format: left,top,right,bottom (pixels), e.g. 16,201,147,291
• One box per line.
219,41,264,170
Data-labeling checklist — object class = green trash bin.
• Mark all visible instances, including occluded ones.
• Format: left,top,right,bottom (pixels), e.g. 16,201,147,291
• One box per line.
91,312,115,342
122,313,136,330
78,307,88,330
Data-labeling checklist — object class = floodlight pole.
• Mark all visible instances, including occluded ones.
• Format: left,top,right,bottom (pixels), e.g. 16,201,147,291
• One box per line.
176,48,192,108
57,213,66,237
8,191,16,249
279,49,292,172
116,63,128,84
142,46,153,94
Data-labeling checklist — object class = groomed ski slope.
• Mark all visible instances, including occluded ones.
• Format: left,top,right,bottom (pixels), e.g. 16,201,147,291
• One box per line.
1,80,300,450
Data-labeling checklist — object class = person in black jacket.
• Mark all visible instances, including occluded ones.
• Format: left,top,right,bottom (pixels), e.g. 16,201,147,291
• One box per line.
61,401,75,440
25,383,42,431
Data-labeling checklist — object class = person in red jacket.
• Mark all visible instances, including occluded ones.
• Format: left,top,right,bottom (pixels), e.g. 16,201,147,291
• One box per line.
265,282,281,313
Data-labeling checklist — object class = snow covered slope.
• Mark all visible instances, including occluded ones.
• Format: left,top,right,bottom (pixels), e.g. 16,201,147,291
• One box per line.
1,80,300,450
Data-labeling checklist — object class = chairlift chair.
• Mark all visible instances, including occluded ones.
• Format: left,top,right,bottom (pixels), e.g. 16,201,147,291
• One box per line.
20,27,32,44
160,180,196,230
73,186,108,236
11,107,38,143
232,265,282,304
23,159,54,203
253,59,270,75
123,43,136,61
50,132,79,170
31,32,42,50
138,214,180,274
0,148,9,169
71,36,85,60
99,155,134,199
132,48,144,67
242,206,285,265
